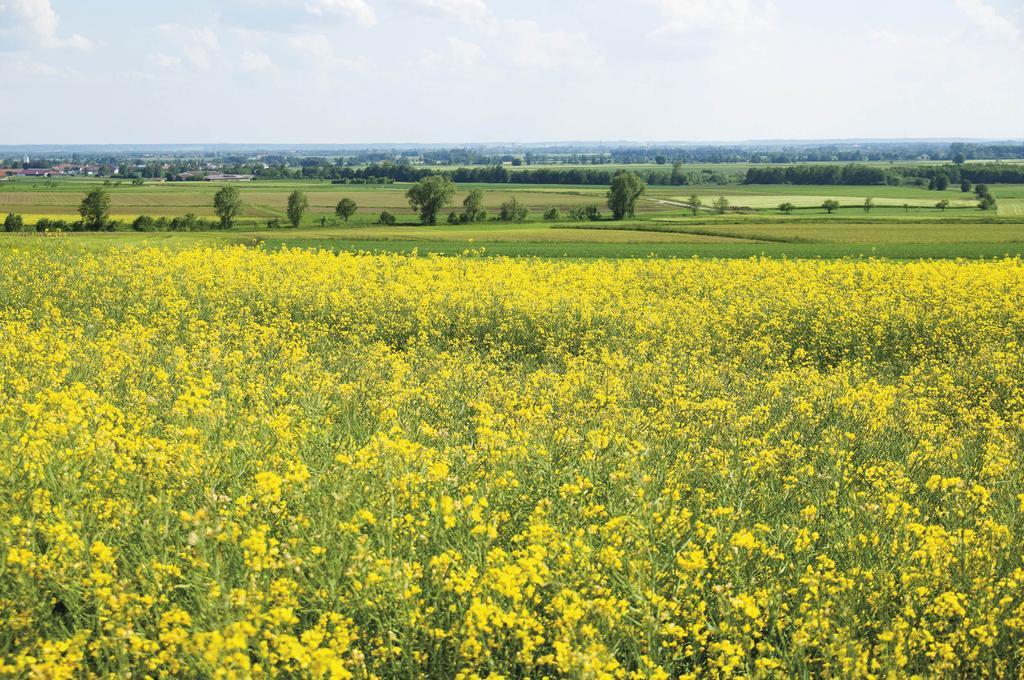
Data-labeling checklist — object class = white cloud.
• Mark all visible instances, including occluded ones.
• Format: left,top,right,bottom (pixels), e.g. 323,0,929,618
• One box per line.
649,0,776,33
495,19,603,70
286,32,368,71
419,36,484,70
412,0,489,22
954,0,1019,39
158,25,221,69
303,0,377,27
149,52,183,68
239,49,277,72
0,0,91,49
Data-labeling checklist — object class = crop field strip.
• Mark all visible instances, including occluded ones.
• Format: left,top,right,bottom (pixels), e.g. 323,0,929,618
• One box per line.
2,242,1024,676
2,177,1023,258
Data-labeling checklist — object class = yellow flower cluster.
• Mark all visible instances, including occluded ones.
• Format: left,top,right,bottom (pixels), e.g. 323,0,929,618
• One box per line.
1,242,1024,677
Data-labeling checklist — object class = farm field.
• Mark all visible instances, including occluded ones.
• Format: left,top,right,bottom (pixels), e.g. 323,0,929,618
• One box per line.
1,242,1023,676
3,177,1024,258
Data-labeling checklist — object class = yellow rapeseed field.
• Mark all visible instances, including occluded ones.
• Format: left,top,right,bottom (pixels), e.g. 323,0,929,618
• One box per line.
2,242,1024,678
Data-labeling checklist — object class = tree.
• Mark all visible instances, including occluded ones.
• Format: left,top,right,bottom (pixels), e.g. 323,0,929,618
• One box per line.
607,171,646,220
498,197,529,223
286,191,308,228
936,199,950,211
334,198,358,223
543,207,561,221
974,182,998,210
460,189,486,223
79,188,111,230
778,202,795,214
863,197,874,213
688,194,703,216
713,196,730,214
953,153,966,165
655,155,667,165
378,210,396,225
670,162,685,186
3,212,24,232
406,175,455,225
961,180,973,193
447,212,461,225
822,199,840,214
213,186,243,229
930,174,949,191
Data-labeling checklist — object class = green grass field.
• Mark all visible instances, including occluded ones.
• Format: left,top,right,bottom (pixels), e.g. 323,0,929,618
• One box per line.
2,176,1022,258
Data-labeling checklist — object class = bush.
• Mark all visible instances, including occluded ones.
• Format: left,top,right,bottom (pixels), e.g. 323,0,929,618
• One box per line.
3,213,23,232
34,218,69,232
378,211,397,225
447,212,461,225
543,208,561,221
498,198,529,223
169,213,205,231
132,215,156,232
568,205,602,221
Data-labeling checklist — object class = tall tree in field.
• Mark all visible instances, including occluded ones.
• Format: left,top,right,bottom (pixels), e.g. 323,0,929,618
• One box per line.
79,188,111,230
688,194,702,216
671,162,685,185
406,175,455,225
778,202,795,214
936,199,950,211
287,190,308,228
335,198,358,223
822,199,840,214
863,197,874,213
713,196,730,214
461,189,487,223
213,186,242,229
607,171,646,220
978,191,998,211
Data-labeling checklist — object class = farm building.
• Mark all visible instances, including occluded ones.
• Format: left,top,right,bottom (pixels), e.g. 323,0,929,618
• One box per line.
206,173,254,181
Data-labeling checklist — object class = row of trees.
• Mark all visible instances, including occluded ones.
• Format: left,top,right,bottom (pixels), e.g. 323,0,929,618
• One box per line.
403,172,649,225
745,162,1024,187
774,191,997,214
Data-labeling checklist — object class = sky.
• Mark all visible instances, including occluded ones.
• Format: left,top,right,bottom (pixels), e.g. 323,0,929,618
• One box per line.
1,0,1022,144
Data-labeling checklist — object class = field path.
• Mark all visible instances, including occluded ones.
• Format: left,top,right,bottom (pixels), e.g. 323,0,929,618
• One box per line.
644,197,712,212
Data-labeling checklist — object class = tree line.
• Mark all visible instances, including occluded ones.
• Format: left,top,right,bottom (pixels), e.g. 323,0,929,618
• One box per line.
744,162,1024,186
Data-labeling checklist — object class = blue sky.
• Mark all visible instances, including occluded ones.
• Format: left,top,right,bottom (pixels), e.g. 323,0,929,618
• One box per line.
1,0,1021,143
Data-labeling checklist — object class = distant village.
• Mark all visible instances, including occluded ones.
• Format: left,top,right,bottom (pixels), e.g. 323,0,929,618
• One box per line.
0,158,254,182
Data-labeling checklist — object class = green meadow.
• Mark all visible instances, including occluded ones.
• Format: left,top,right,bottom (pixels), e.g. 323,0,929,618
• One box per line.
2,176,1023,258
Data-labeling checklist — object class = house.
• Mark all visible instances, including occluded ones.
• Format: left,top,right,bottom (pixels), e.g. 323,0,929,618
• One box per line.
18,168,57,177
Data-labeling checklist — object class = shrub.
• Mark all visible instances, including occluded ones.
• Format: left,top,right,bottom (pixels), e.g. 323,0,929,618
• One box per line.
498,198,529,223
132,215,156,232
3,213,24,232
